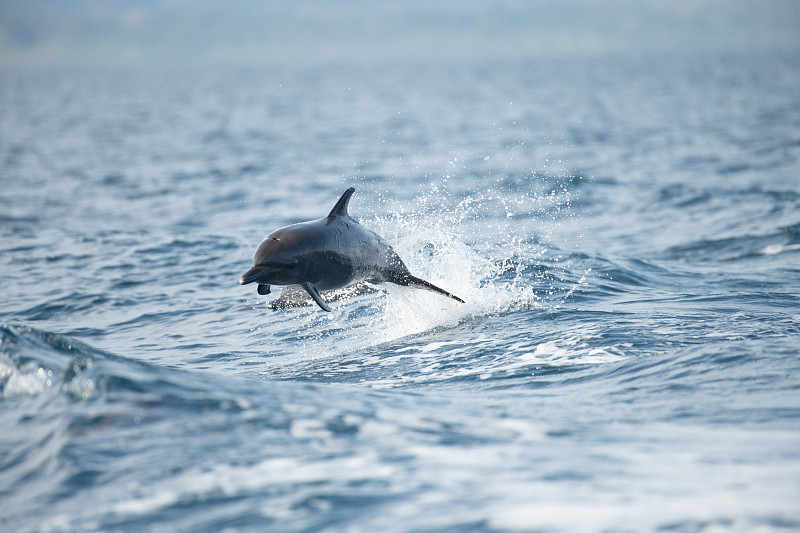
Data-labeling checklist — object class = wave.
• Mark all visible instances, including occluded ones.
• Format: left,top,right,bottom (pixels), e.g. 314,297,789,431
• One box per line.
0,324,256,405
660,222,800,263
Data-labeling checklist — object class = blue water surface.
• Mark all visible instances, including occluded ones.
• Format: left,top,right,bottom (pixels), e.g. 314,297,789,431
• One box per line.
2,52,800,532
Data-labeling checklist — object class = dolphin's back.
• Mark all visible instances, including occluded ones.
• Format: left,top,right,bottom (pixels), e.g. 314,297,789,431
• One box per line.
317,215,410,288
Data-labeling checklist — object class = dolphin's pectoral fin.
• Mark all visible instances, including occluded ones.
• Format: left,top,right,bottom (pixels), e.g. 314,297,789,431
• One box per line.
301,282,332,312
257,284,271,295
327,187,355,218
396,274,465,304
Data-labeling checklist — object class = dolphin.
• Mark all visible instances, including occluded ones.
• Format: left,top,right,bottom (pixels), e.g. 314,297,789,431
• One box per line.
239,187,464,311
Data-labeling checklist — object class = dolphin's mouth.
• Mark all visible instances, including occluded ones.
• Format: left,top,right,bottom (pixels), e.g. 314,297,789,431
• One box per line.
239,265,266,285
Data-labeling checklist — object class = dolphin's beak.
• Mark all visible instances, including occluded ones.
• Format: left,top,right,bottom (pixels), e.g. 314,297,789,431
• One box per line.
239,265,264,285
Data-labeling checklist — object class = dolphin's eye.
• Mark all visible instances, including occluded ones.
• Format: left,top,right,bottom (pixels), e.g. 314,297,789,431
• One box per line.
270,237,280,241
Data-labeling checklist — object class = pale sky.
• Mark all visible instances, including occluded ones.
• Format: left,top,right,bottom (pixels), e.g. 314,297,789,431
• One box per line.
1,0,798,66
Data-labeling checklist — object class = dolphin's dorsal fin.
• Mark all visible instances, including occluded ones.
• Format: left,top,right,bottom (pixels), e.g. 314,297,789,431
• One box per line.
328,187,355,218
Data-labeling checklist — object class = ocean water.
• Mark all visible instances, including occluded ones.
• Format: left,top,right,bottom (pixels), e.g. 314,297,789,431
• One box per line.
1,51,800,532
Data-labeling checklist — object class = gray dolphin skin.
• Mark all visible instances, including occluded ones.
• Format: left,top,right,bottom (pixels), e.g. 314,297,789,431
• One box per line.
239,187,465,312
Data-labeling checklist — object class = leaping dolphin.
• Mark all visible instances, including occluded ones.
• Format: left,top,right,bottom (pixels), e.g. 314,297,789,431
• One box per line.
239,187,464,311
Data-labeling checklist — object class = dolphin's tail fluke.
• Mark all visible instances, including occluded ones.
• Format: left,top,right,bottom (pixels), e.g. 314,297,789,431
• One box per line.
403,275,465,303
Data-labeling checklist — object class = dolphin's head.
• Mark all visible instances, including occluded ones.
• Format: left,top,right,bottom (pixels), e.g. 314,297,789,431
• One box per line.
239,229,299,286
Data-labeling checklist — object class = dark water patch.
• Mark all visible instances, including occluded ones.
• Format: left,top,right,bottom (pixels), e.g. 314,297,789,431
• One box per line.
716,161,752,175
659,231,787,263
656,183,713,208
0,213,40,226
781,221,800,242
570,254,674,303
0,243,39,255
18,293,111,322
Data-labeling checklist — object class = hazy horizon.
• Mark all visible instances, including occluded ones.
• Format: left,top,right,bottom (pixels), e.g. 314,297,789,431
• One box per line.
2,0,799,67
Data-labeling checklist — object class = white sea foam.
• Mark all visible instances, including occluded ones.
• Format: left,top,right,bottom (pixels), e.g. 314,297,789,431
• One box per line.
1,360,54,398
762,242,800,255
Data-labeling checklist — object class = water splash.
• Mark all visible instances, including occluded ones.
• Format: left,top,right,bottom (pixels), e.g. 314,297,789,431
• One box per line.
244,173,594,373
